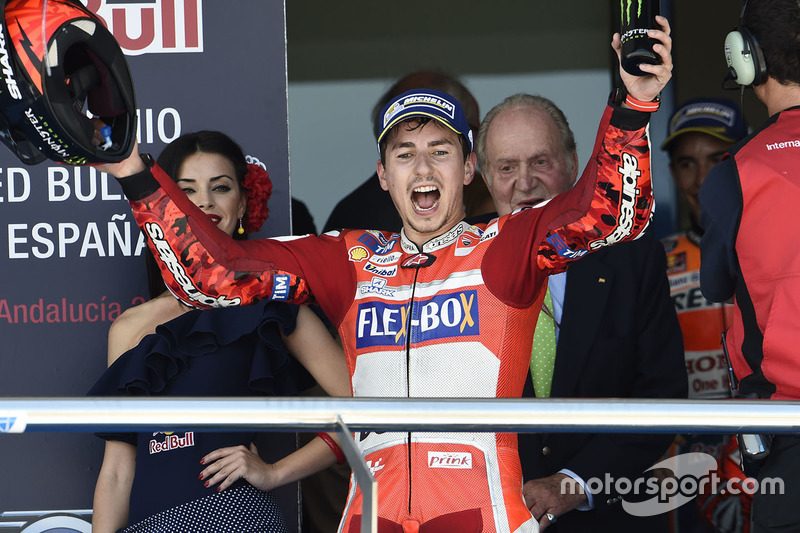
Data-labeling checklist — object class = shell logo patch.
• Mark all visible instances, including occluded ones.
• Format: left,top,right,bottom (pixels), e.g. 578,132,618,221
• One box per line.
349,246,369,262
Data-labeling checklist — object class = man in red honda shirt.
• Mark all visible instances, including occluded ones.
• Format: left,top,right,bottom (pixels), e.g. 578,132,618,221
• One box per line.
700,0,800,529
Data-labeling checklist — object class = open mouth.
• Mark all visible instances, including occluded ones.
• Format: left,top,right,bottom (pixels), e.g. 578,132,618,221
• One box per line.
412,185,440,213
206,214,222,225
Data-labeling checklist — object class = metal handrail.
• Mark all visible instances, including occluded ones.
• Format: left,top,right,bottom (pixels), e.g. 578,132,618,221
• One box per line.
3,397,800,533
2,397,800,433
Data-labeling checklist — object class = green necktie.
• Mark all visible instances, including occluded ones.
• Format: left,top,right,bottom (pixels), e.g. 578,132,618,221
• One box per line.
530,283,557,398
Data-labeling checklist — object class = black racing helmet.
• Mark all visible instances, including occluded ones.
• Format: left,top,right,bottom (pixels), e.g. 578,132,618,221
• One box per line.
0,0,136,165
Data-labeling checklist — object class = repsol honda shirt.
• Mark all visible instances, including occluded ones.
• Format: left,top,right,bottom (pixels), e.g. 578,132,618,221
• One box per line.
662,230,733,399
119,104,653,533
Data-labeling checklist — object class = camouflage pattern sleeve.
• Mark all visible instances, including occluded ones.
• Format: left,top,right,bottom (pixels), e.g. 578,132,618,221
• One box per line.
124,163,354,323
536,103,654,272
482,104,654,308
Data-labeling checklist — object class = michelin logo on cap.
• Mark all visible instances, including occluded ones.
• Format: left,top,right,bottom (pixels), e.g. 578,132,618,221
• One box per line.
383,93,457,127
671,102,737,129
377,88,473,152
661,97,748,150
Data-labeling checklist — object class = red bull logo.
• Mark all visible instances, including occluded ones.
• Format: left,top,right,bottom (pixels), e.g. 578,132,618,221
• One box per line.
84,0,203,55
149,431,195,454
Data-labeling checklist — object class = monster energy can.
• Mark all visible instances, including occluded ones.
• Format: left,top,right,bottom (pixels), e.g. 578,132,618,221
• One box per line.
620,0,662,76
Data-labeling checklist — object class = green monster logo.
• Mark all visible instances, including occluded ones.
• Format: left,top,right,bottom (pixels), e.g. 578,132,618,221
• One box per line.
621,0,644,25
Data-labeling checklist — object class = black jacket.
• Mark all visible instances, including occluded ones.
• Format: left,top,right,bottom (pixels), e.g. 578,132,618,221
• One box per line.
519,233,688,532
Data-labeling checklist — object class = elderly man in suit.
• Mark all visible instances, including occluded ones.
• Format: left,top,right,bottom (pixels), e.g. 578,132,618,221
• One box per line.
475,93,688,532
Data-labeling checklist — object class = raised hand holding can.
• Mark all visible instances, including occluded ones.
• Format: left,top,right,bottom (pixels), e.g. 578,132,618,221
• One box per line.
620,0,662,76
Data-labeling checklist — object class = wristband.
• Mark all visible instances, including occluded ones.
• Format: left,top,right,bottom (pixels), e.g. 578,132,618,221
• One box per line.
624,93,661,112
317,432,345,465
612,88,661,112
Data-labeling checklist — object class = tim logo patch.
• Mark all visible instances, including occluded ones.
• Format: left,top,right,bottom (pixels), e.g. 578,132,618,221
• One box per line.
546,234,588,259
272,274,291,300
358,232,397,255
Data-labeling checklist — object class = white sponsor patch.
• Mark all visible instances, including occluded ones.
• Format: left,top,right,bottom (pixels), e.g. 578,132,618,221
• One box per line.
359,276,396,297
364,262,397,277
428,451,473,469
425,223,465,251
369,252,402,265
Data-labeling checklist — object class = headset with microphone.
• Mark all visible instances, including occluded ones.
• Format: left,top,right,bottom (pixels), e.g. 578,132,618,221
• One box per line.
724,0,768,87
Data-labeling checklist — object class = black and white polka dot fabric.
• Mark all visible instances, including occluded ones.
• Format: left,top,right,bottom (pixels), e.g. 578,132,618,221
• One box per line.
121,484,288,533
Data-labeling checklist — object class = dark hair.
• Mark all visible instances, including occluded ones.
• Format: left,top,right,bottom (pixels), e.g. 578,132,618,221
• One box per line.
146,130,249,298
157,130,248,187
744,0,800,85
378,117,471,167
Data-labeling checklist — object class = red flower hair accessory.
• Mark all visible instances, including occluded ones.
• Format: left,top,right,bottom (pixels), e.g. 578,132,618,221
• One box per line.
242,161,272,233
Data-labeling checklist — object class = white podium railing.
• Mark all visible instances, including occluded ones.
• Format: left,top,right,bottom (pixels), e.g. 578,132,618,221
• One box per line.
3,397,800,533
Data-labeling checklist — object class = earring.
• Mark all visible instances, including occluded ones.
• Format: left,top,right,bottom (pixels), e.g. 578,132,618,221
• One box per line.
237,218,245,235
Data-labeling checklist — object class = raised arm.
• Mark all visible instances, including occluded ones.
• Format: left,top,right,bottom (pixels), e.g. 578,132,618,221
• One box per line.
539,15,672,267
101,152,355,323
484,17,672,306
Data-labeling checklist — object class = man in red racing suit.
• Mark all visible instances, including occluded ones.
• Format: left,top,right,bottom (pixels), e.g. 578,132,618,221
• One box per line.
106,29,671,531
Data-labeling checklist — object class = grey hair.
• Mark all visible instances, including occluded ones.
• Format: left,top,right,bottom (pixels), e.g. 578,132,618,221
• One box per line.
476,93,577,184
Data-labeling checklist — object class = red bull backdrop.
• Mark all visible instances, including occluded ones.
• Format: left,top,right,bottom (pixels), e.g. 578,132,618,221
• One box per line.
0,1,296,531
